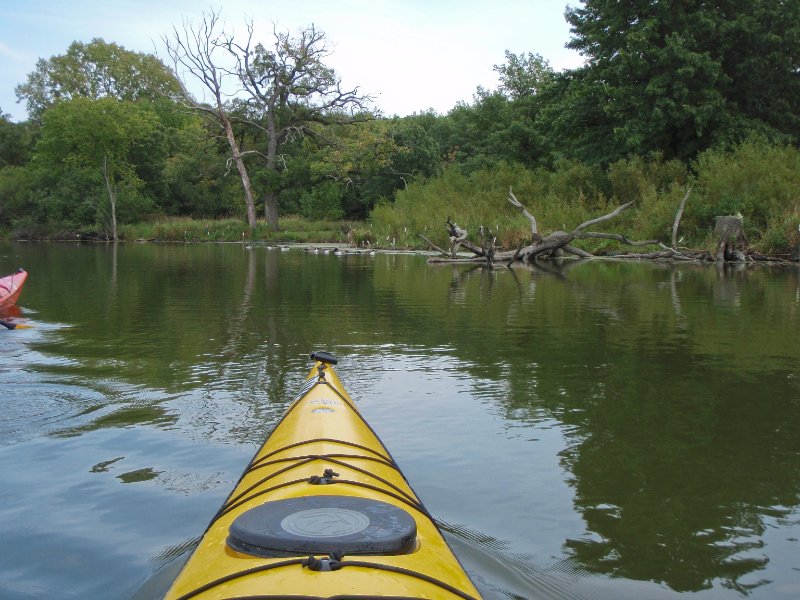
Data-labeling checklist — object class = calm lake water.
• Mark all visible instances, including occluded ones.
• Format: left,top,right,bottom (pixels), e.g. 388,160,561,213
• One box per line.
0,241,798,600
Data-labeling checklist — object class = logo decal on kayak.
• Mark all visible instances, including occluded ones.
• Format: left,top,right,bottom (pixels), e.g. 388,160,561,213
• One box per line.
310,398,341,407
311,408,335,414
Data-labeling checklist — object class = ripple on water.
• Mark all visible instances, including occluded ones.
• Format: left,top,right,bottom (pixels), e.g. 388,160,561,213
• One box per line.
0,381,109,445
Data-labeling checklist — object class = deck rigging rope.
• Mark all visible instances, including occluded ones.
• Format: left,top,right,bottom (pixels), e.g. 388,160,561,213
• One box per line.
251,438,395,468
173,554,481,600
213,474,431,523
226,451,419,510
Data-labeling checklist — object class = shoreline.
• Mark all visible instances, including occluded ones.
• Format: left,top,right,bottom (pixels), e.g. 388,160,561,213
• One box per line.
4,237,797,265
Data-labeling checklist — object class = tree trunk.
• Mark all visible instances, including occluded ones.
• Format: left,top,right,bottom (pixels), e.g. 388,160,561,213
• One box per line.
223,118,258,230
163,12,259,232
714,216,747,261
262,111,281,231
102,155,117,242
264,190,279,231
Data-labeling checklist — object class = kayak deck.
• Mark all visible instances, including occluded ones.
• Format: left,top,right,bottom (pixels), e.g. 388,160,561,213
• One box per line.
165,353,482,599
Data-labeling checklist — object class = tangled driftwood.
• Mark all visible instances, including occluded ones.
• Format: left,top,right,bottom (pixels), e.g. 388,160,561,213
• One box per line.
423,188,792,266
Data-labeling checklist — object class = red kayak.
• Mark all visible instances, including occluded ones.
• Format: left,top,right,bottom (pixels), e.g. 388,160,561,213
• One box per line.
0,269,28,308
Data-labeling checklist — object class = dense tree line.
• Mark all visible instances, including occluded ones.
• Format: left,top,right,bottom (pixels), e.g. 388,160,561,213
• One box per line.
0,2,797,250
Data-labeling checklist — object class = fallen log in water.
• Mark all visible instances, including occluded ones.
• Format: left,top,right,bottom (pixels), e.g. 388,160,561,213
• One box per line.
422,188,797,266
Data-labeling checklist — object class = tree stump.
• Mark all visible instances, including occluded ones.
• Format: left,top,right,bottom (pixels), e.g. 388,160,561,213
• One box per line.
714,216,747,261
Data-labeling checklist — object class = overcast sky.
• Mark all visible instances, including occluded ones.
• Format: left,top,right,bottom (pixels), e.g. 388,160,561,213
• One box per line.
0,0,584,122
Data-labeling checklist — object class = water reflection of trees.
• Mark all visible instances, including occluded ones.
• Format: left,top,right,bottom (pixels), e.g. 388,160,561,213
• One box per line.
475,263,800,593
553,360,792,593
402,259,799,592
24,245,800,593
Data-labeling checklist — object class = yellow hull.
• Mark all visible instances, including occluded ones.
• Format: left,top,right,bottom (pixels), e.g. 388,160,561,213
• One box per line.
165,353,482,599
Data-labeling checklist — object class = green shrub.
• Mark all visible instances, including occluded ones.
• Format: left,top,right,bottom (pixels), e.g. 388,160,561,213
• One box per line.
692,139,800,251
300,182,344,220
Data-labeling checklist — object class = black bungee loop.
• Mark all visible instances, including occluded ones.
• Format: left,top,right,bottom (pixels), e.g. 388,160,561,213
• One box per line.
307,468,339,485
301,551,343,571
250,437,394,467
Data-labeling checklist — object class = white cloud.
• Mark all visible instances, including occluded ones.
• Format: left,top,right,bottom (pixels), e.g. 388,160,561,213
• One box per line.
0,40,31,63
0,0,582,121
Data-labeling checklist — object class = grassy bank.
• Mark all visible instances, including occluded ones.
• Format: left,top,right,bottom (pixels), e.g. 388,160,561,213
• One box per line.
3,141,798,259
368,141,800,257
117,215,357,244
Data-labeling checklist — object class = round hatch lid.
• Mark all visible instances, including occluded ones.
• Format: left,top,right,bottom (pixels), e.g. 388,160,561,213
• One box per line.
227,496,417,557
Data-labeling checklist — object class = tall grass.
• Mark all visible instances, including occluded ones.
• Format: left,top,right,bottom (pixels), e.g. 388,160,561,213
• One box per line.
118,216,355,244
370,162,597,250
369,141,800,256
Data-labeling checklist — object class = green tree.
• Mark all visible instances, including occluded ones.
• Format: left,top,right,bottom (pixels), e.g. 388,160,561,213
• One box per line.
161,117,243,218
431,51,557,174
15,39,182,120
33,97,159,237
536,67,623,165
0,109,36,168
443,87,552,173
382,117,443,188
304,119,440,217
494,50,555,100
559,0,800,163
0,164,34,228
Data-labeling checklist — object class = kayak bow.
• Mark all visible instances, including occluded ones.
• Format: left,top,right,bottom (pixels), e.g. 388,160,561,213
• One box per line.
165,351,482,600
0,268,27,308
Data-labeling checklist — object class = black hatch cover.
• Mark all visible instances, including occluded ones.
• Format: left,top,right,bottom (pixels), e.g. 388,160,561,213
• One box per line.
227,496,417,557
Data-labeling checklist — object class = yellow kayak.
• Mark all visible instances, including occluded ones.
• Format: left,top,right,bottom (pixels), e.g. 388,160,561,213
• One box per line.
165,351,483,599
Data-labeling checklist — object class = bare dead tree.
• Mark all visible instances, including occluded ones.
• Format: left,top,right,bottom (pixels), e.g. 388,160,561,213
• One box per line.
162,10,259,229
479,225,498,269
223,21,373,229
512,191,659,260
445,218,471,257
419,233,449,256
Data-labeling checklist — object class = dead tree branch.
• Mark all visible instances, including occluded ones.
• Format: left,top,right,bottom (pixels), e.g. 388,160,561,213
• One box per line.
671,187,691,248
576,232,659,246
574,202,634,233
434,192,656,265
446,218,484,257
419,233,449,257
507,187,541,242
425,188,792,267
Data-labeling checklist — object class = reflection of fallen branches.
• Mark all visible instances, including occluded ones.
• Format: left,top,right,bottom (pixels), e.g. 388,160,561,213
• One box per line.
506,245,525,268
219,248,256,361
